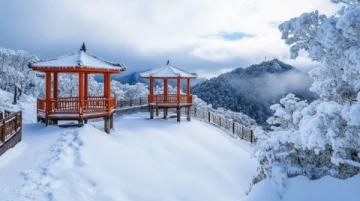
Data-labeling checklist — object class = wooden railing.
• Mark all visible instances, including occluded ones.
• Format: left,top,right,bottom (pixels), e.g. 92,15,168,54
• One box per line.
191,106,256,144
117,97,148,109
37,99,45,113
148,94,192,105
37,96,117,115
0,111,22,155
51,97,80,113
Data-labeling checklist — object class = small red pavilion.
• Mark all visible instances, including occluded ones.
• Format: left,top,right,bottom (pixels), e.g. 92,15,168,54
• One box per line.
29,43,125,133
140,61,197,122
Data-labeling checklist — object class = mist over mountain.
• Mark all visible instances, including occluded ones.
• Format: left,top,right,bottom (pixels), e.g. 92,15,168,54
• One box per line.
192,59,318,124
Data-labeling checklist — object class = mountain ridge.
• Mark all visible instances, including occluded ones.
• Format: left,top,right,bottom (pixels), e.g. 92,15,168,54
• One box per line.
192,59,317,124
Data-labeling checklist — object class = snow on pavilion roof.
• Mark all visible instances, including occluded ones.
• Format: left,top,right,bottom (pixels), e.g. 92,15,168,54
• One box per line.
140,62,197,78
30,44,125,71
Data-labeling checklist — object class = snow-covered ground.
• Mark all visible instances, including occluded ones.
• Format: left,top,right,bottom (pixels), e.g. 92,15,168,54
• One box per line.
245,174,360,201
0,113,258,201
0,89,359,201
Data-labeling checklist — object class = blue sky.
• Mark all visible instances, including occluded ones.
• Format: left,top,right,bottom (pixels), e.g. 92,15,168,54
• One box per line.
0,0,338,78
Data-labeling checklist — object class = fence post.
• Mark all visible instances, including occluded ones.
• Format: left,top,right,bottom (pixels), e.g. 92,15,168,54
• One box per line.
240,126,244,139
208,112,210,122
232,122,235,134
1,119,5,142
250,130,254,144
0,120,3,143
4,110,10,118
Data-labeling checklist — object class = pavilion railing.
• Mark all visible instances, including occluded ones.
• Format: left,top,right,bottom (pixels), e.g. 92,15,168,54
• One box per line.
0,111,22,155
37,96,116,115
37,99,46,113
51,97,80,113
148,94,192,105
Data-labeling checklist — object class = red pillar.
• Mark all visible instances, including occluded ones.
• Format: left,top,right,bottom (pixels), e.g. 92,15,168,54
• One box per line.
149,77,154,103
104,73,111,112
104,73,111,98
79,72,85,117
45,72,52,118
84,73,88,99
53,72,58,109
164,78,168,102
177,77,181,105
53,72,58,99
104,73,111,97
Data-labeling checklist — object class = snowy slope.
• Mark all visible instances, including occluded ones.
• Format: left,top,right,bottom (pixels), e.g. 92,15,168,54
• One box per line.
0,91,359,201
244,175,360,201
0,113,258,201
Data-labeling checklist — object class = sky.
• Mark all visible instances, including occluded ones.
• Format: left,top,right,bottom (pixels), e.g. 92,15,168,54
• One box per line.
0,0,339,78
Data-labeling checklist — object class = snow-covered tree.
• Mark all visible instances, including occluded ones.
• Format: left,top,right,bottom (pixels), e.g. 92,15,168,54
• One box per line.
193,96,257,128
256,0,360,182
0,48,39,97
267,94,308,130
279,2,360,102
112,81,148,100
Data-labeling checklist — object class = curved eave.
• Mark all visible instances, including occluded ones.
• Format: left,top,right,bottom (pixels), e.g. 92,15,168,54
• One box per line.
30,66,125,74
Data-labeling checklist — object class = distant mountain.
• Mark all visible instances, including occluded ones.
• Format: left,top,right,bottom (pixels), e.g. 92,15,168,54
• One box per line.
192,59,318,124
113,71,146,85
110,71,207,87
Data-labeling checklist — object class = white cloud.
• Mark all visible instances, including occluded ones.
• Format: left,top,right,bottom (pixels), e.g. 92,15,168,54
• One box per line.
60,0,337,61
0,0,339,71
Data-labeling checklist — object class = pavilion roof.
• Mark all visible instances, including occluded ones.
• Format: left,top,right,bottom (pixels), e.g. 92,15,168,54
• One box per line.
140,61,197,78
29,43,125,71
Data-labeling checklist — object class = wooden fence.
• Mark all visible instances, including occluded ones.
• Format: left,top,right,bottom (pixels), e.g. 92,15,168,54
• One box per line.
116,96,256,144
0,111,22,156
117,97,148,109
190,106,256,144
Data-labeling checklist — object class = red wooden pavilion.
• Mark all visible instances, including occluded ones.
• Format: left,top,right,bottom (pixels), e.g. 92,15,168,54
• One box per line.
29,43,125,133
140,61,197,122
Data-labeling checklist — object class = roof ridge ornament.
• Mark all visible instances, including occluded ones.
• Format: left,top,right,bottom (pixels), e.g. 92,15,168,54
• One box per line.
80,42,87,52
